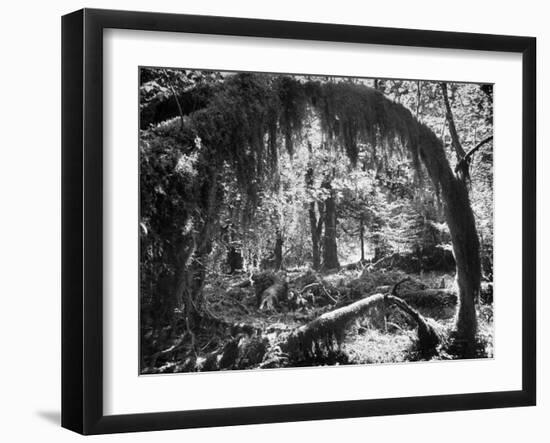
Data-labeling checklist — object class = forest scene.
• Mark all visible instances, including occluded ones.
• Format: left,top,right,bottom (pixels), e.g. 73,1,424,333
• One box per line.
139,67,494,374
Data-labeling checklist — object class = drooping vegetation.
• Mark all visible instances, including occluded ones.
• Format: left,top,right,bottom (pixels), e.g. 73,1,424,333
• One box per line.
139,69,493,373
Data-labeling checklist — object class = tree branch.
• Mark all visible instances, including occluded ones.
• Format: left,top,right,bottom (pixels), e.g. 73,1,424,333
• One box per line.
391,277,411,296
454,135,493,174
464,135,493,162
440,82,466,160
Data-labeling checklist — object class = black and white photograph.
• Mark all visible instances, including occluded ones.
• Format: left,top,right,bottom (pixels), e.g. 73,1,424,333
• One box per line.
0,0,545,439
139,68,494,374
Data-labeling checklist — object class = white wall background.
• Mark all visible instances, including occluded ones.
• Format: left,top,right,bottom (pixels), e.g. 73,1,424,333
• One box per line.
0,1,545,441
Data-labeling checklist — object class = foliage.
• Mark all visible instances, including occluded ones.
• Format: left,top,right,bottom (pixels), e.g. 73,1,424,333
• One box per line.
139,68,493,370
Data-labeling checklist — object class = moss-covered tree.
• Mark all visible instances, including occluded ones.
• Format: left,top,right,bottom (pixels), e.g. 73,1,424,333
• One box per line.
140,71,483,352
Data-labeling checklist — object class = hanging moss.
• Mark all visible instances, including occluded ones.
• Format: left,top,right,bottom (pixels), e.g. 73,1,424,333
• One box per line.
188,74,282,202
146,71,456,194
144,73,458,226
300,81,415,174
273,76,308,156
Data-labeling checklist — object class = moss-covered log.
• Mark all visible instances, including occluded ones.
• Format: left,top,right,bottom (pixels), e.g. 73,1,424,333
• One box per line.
281,291,441,361
385,295,441,352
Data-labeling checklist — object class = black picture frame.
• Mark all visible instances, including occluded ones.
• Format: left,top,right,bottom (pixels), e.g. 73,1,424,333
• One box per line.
62,8,536,435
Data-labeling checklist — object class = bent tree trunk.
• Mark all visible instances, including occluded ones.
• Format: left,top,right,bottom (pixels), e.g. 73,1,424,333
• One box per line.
441,176,480,349
420,134,481,353
322,181,340,270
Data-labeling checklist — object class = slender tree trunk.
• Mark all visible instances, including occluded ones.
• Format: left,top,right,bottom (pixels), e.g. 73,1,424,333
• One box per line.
359,218,365,262
274,230,283,271
441,82,467,161
416,80,422,119
309,203,322,270
322,180,340,270
161,69,186,132
306,143,324,271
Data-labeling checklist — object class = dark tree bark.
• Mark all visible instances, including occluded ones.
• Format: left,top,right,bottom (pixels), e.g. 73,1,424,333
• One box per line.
359,218,365,262
419,134,481,353
441,177,480,350
306,143,324,271
441,82,467,161
437,83,483,352
223,224,243,274
322,179,340,270
416,80,422,118
308,203,322,270
227,246,243,274
274,230,283,271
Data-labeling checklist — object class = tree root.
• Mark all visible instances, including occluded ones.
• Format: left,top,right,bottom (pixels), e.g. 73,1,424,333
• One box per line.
198,335,270,371
149,276,445,372
148,332,189,368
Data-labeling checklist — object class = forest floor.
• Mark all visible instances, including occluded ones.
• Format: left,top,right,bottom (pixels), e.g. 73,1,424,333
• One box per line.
142,267,494,373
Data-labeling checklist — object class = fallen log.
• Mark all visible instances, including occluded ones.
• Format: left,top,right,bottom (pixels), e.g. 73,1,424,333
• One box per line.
284,293,387,358
385,295,441,351
280,286,442,362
